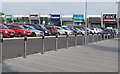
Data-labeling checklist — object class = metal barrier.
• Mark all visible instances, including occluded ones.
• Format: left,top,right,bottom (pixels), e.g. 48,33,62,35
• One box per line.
1,33,116,60
3,39,24,60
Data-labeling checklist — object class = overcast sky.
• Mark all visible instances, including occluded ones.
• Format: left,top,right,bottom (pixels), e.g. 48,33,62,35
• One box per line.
0,0,119,15
1,2,118,15
1,0,120,2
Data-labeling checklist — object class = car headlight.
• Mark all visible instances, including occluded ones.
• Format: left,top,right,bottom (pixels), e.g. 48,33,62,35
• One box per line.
45,31,48,33
4,31,8,33
24,31,26,33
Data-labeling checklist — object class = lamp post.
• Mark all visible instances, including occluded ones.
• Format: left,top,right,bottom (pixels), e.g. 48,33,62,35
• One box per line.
60,13,63,26
84,0,88,45
116,1,120,32
101,12,104,28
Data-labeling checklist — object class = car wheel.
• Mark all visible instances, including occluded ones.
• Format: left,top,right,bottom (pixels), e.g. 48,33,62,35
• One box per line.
18,33,22,37
58,32,61,35
65,32,68,35
32,32,36,37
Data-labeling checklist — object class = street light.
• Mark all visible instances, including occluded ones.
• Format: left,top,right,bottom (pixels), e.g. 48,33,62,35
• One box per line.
116,1,120,31
84,0,88,45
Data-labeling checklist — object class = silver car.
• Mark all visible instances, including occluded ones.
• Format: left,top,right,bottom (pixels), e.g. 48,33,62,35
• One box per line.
23,25,44,36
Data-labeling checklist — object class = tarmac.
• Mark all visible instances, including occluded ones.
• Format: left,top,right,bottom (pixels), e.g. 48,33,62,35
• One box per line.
2,38,118,72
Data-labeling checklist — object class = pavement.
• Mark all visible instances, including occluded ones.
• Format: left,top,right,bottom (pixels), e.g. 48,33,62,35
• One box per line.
2,38,118,72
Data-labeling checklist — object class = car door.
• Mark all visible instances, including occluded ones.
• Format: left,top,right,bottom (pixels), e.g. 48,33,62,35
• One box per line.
7,25,17,35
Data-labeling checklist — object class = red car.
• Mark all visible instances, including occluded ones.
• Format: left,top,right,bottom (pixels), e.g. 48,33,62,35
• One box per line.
0,24,15,37
6,24,32,37
45,26,58,35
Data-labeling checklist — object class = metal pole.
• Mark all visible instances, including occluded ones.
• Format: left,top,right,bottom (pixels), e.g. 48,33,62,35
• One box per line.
0,33,3,74
0,33,3,63
104,34,105,40
60,13,62,26
95,34,97,42
98,34,100,41
101,12,104,28
75,34,77,47
38,12,41,25
66,33,68,49
12,15,14,23
29,12,31,24
100,34,102,41
117,2,120,36
92,34,94,43
24,36,27,58
73,13,74,25
107,34,108,40
4,14,7,24
42,36,45,54
97,34,99,42
84,0,88,45
55,35,58,51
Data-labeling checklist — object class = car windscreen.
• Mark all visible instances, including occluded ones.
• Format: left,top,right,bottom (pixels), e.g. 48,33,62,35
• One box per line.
28,26,36,30
74,28,80,31
0,25,8,29
33,25,48,31
79,28,85,31
62,27,71,30
40,25,48,31
18,25,25,29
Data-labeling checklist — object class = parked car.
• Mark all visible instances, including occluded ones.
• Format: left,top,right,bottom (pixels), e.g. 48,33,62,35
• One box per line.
86,28,95,34
0,24,15,37
22,25,44,36
27,24,51,36
101,29,112,37
74,28,85,35
6,24,32,37
69,27,81,34
54,26,65,35
104,29,116,34
113,29,119,35
45,25,58,35
61,26,74,35
91,28,99,34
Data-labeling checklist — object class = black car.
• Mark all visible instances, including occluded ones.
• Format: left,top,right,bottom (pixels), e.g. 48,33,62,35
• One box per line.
26,24,51,36
101,29,115,38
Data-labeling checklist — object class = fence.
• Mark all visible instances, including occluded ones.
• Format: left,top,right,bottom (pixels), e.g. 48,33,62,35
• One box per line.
0,33,118,60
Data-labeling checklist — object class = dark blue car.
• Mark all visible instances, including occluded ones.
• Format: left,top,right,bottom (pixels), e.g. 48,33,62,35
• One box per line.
26,24,51,36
